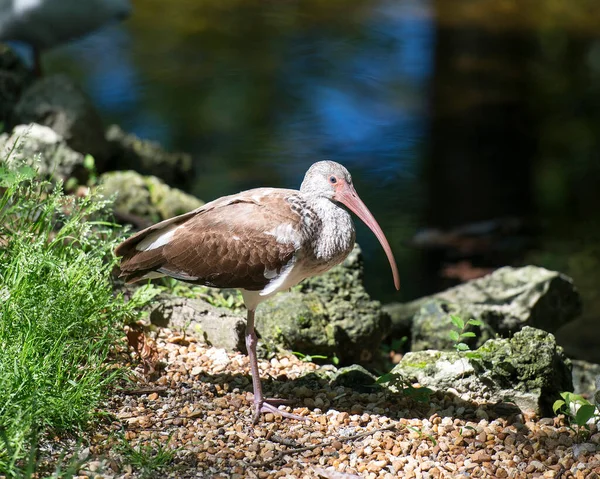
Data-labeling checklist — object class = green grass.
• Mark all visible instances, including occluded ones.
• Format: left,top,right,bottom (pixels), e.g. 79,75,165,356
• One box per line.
0,167,153,477
116,436,177,479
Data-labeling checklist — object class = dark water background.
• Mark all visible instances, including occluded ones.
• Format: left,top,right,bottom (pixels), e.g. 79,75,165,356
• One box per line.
39,0,600,359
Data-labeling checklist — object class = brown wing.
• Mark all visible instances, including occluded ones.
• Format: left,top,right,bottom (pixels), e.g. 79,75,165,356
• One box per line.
116,189,304,291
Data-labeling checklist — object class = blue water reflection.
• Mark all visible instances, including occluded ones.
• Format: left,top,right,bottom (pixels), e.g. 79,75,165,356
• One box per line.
44,0,433,300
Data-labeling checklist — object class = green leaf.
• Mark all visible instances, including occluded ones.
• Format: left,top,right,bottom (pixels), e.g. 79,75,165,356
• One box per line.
552,399,566,415
450,315,464,330
376,372,396,384
560,391,573,404
575,404,596,426
460,332,476,338
467,319,484,327
406,386,433,403
449,330,460,342
561,391,587,405
83,154,95,171
456,343,470,351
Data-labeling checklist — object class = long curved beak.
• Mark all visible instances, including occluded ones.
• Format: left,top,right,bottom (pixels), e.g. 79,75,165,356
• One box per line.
336,183,400,290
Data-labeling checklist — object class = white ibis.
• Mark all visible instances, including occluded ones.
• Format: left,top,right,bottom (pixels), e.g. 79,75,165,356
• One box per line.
115,161,400,423
0,0,132,74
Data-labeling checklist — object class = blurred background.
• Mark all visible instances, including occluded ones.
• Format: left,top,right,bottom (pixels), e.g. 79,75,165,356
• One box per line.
32,0,600,355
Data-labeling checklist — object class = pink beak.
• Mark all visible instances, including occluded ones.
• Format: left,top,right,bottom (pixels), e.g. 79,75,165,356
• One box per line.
336,183,400,290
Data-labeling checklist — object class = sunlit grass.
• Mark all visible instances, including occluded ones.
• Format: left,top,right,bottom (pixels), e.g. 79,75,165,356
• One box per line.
0,167,153,477
116,436,178,479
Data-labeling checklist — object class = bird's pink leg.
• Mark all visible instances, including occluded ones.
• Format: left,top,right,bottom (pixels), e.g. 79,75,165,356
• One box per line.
245,309,307,424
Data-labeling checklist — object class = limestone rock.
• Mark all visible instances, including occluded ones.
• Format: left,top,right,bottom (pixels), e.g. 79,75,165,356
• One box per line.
571,359,600,397
256,246,391,365
0,123,85,181
11,74,109,167
148,294,246,352
105,125,193,189
387,326,573,415
386,266,581,350
98,170,203,224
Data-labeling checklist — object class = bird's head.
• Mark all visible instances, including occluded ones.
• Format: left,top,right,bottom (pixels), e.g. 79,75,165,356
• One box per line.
301,160,400,290
300,160,353,200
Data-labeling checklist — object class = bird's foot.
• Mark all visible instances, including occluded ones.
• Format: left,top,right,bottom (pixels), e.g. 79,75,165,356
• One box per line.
252,397,309,424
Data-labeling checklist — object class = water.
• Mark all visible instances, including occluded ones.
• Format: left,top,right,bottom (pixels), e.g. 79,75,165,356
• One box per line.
42,0,600,325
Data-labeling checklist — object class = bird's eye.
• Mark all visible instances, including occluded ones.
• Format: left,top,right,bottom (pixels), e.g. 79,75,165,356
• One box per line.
329,176,337,184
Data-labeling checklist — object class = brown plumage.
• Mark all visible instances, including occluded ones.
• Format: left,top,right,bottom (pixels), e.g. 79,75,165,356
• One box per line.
115,161,400,424
117,190,302,289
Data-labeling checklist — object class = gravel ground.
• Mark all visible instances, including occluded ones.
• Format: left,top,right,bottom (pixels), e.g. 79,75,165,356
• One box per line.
76,328,600,479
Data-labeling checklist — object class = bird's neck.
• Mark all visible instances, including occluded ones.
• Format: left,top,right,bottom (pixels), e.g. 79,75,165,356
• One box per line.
305,196,355,265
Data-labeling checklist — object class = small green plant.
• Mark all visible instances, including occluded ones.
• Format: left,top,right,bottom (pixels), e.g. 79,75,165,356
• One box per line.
405,425,437,446
376,372,433,403
449,315,483,359
292,351,327,362
117,437,177,479
553,391,599,440
291,351,340,365
65,154,98,192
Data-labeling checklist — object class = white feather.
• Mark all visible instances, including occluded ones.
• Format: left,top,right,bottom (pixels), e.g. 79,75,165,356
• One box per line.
260,258,304,296
136,223,181,251
157,268,198,281
265,223,301,249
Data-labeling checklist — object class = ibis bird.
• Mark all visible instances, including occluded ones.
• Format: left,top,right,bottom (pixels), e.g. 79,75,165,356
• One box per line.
0,0,132,74
115,161,400,423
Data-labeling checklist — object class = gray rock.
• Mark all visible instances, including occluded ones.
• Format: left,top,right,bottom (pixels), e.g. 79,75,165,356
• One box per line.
387,326,573,416
386,266,581,350
256,245,391,364
0,123,86,181
571,359,600,397
11,74,109,167
105,125,193,189
149,294,246,352
0,45,34,123
98,170,204,224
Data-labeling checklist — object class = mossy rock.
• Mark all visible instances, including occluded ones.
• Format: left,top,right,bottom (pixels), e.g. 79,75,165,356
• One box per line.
257,245,391,364
388,326,573,415
97,170,203,224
